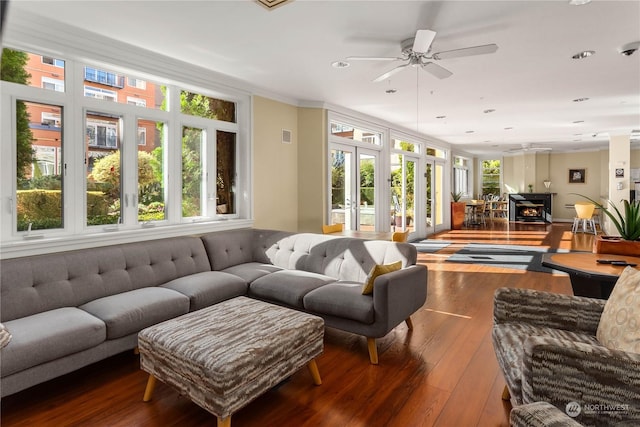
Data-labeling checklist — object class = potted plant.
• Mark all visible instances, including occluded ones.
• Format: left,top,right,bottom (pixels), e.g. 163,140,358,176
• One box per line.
451,192,466,230
573,194,640,255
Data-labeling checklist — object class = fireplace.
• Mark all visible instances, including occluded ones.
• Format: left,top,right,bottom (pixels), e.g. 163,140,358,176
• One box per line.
509,193,552,223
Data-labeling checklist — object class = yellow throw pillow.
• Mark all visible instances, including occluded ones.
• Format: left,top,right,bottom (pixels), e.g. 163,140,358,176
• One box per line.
596,266,640,354
362,261,402,295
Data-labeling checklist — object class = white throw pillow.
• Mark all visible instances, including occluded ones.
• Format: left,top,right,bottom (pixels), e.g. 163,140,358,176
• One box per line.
596,266,640,354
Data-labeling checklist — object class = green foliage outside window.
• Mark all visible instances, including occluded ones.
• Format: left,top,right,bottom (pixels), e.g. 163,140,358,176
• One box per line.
481,159,501,195
1,48,34,180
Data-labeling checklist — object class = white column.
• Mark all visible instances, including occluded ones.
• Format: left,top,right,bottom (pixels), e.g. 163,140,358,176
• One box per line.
606,134,631,235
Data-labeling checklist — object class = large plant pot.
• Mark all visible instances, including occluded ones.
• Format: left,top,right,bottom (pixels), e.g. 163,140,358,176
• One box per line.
593,235,640,256
451,202,466,230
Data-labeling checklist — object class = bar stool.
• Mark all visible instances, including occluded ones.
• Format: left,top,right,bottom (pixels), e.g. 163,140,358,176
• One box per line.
571,202,597,234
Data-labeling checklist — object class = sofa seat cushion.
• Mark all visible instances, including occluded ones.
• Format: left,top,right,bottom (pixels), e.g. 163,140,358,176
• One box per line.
161,271,248,311
222,262,284,284
303,282,374,324
79,287,189,339
491,322,600,404
1,307,106,376
249,270,336,308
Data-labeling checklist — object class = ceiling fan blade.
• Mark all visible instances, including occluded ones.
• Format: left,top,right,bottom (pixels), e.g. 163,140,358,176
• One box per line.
421,62,453,79
346,56,402,61
373,63,410,82
412,29,437,53
432,43,498,60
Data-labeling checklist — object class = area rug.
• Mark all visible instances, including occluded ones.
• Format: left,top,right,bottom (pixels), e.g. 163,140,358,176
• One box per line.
445,243,574,273
411,239,452,253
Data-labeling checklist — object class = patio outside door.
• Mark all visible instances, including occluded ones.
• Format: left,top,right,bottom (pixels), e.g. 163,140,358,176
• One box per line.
330,146,378,231
425,160,445,234
391,154,417,233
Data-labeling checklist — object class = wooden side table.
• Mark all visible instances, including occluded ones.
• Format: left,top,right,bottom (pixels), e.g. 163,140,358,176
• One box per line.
542,253,640,299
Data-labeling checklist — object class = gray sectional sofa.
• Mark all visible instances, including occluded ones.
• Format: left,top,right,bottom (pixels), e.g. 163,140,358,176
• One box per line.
0,228,427,397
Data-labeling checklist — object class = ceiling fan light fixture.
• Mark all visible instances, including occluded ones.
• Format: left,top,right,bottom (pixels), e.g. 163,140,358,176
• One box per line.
572,50,595,59
569,0,592,5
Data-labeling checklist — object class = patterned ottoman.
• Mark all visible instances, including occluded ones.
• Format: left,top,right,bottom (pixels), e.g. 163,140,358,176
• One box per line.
138,296,324,427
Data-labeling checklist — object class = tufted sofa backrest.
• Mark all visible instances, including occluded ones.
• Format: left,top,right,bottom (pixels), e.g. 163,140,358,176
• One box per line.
200,228,293,271
258,232,417,282
0,236,211,322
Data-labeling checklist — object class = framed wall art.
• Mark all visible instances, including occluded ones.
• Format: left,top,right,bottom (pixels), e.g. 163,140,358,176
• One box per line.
568,168,586,184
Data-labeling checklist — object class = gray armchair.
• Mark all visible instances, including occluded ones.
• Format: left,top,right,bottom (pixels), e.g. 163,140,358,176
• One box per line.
492,287,640,427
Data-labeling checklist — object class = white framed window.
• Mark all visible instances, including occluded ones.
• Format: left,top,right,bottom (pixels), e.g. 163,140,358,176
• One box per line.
41,112,61,127
86,117,118,148
128,77,146,89
41,76,65,92
84,67,124,88
84,85,117,102
1,44,249,255
137,127,146,146
42,56,64,67
127,96,146,107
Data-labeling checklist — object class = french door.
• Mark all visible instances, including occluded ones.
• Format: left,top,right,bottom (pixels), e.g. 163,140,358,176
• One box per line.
330,145,379,231
425,160,445,235
391,153,418,233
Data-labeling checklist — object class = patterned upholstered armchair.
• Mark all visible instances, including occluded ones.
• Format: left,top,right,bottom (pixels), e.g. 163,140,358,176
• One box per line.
510,402,583,427
491,285,640,427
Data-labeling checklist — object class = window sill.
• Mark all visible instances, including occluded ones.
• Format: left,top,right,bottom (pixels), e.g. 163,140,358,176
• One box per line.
0,218,254,260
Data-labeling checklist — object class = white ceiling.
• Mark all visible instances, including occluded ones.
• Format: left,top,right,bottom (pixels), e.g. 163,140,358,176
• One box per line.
6,0,640,155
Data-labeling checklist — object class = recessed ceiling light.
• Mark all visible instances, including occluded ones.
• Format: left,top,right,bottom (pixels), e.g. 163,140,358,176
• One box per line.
572,50,595,59
569,0,591,5
331,61,350,68
483,109,496,114
573,97,589,102
436,115,446,119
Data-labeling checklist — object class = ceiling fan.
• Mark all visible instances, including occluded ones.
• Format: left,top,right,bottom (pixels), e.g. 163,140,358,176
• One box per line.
347,29,498,82
507,144,553,153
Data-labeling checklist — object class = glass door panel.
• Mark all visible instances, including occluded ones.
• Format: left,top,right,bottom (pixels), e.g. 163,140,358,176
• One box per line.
330,148,352,230
358,152,376,231
425,160,445,234
425,162,433,232
330,146,378,231
391,153,416,232
434,162,444,229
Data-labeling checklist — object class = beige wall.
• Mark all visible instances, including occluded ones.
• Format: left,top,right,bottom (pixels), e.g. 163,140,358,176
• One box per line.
252,96,299,231
504,150,604,220
297,108,326,232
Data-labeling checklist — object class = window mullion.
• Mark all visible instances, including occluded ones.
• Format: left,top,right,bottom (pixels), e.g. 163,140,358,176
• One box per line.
121,112,138,226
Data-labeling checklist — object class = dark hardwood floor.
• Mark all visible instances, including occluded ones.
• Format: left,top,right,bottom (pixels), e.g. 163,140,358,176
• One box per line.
0,222,595,427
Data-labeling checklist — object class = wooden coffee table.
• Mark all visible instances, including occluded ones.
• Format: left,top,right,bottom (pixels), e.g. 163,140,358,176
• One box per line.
542,252,640,299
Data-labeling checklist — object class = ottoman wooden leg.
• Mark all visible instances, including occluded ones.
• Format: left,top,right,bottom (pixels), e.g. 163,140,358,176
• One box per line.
143,374,157,402
307,359,322,385
501,385,511,401
217,416,230,427
367,337,379,365
405,316,414,330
